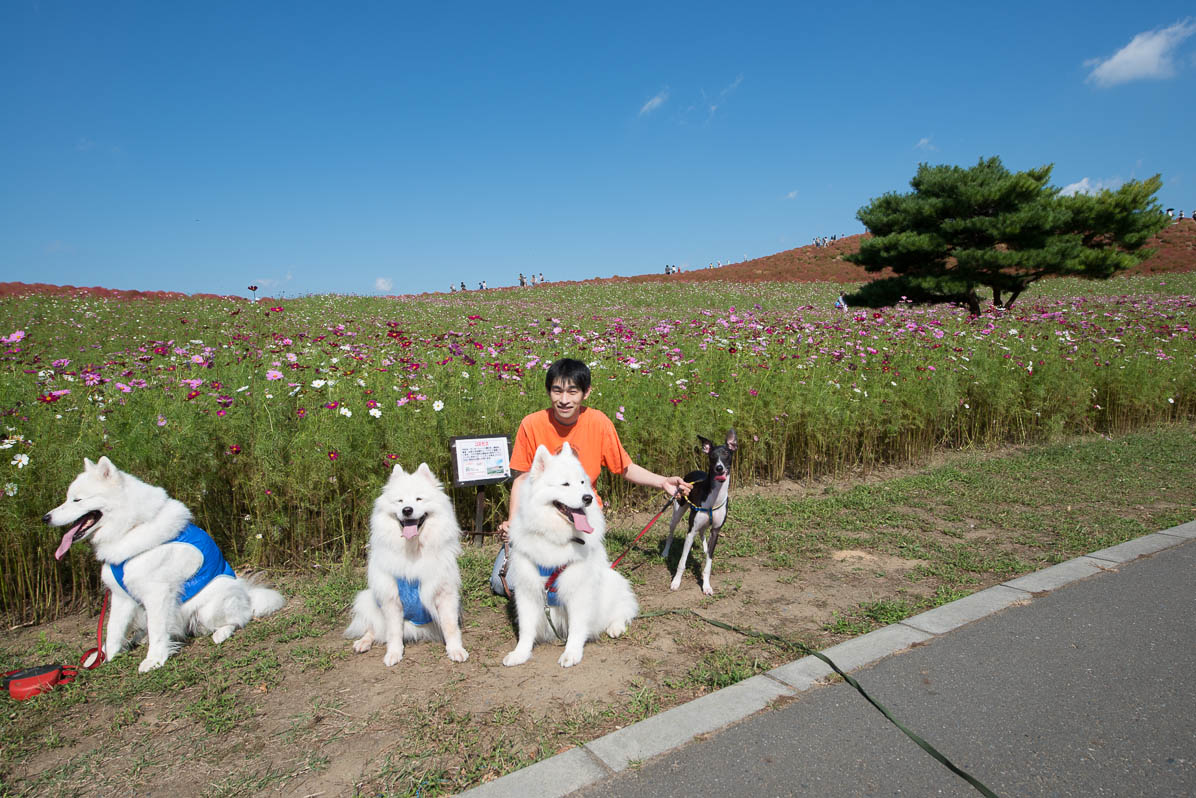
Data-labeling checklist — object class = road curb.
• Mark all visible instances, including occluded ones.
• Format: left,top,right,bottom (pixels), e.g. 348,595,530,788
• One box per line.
456,525,1193,798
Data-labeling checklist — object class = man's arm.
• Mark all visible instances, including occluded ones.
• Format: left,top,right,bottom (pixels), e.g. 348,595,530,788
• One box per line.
498,471,527,535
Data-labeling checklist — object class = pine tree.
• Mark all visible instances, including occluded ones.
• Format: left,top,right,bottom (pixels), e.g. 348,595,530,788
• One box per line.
846,157,1169,314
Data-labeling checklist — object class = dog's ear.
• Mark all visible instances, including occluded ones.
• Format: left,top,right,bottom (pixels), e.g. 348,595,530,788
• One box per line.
94,456,119,482
414,463,439,485
697,435,713,454
83,457,96,471
559,441,574,458
726,428,738,451
530,444,552,478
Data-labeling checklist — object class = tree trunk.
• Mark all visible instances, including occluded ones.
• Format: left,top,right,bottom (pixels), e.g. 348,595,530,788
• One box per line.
964,289,981,316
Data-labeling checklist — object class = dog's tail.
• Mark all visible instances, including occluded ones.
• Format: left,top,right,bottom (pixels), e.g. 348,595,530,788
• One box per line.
242,574,286,617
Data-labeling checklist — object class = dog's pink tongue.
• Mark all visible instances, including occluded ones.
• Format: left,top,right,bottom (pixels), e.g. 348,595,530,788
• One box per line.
54,530,76,561
570,510,594,534
400,520,420,539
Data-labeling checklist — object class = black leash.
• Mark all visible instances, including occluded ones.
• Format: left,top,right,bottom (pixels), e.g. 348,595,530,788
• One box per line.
642,608,1001,798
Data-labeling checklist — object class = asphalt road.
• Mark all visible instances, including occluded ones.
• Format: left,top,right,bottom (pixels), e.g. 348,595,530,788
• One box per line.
571,538,1196,798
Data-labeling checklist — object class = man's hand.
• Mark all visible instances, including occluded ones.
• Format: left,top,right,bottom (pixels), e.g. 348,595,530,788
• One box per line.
662,475,690,497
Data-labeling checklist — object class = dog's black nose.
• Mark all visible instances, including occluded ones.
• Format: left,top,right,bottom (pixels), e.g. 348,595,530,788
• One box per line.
582,494,593,506
401,506,413,517
42,512,51,524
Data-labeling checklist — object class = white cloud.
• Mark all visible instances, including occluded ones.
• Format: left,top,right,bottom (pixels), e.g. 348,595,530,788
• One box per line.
915,136,937,151
1085,18,1196,87
375,277,394,292
1059,176,1124,196
639,88,669,115
785,189,799,200
252,271,295,289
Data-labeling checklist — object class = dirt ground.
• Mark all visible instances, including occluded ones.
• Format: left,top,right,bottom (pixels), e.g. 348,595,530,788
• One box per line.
3,481,933,798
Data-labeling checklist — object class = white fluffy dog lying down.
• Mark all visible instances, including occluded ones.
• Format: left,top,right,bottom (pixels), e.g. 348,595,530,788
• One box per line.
502,442,638,668
44,456,285,672
345,463,469,666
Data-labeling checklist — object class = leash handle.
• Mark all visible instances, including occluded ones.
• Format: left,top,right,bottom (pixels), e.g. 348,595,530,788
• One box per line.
80,590,109,669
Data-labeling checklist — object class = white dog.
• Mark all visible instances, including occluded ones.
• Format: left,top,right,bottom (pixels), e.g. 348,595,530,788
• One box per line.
502,443,638,668
344,463,468,666
44,456,286,672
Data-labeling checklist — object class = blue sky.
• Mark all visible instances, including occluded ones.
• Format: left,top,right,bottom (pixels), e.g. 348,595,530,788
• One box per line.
3,2,1194,298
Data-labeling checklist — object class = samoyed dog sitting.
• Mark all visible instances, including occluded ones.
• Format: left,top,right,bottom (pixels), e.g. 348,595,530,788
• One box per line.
502,442,638,668
44,456,286,672
344,463,468,666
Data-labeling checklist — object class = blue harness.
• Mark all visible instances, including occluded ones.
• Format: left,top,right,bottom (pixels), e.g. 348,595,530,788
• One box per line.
538,564,564,607
109,524,235,604
396,576,434,626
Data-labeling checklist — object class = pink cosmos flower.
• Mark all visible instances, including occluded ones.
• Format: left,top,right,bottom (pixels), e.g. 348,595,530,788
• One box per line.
266,370,283,381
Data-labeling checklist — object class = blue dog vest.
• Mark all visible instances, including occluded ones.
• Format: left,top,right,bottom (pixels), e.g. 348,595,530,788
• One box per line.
538,564,563,607
395,576,434,626
109,524,235,604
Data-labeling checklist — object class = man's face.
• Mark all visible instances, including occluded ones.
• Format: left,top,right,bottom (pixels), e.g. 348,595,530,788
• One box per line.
549,379,590,425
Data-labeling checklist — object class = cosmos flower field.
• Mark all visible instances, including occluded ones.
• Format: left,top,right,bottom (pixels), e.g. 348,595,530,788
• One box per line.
2,276,1193,619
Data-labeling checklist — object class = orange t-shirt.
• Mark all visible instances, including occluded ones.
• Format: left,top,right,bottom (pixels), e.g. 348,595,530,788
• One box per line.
509,407,632,504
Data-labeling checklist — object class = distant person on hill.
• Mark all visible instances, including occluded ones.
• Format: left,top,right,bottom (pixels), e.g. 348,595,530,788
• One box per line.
539,272,545,284
1166,208,1175,219
530,274,537,286
519,273,526,287
450,284,456,293
1179,211,1186,220
460,281,467,292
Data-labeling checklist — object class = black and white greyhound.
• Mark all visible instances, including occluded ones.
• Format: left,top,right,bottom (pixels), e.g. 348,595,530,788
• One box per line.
663,428,737,595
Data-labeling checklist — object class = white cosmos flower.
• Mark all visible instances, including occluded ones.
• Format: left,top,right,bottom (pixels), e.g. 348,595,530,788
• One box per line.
311,379,327,388
433,400,445,411
11,453,30,468
3,482,16,496
369,408,382,418
339,406,352,417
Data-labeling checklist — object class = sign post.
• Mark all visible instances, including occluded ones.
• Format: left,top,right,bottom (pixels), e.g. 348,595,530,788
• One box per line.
448,435,512,545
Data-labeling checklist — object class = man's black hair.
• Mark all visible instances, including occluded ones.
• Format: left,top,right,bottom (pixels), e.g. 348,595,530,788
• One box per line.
545,358,591,393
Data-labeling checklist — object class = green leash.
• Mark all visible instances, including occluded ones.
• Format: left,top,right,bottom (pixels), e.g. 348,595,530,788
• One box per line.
642,608,1001,798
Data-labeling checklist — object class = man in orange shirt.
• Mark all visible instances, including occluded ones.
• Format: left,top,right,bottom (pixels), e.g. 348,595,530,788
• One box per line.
491,359,688,593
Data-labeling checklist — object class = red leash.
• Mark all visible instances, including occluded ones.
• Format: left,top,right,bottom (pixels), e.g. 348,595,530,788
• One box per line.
3,590,108,701
81,589,110,669
610,496,675,569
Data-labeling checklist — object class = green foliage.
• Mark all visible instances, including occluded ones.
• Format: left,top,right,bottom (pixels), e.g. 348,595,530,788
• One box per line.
847,157,1170,311
2,276,1194,619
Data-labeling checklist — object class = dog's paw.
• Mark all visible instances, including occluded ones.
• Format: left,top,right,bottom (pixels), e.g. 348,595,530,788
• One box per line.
605,619,628,638
211,625,236,645
382,647,403,667
558,649,583,668
352,636,374,654
702,583,715,596
669,577,682,591
446,645,469,663
138,654,167,673
502,649,530,667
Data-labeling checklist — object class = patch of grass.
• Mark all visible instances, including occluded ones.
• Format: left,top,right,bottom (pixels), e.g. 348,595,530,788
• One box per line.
824,597,921,635
288,643,346,672
686,646,766,690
